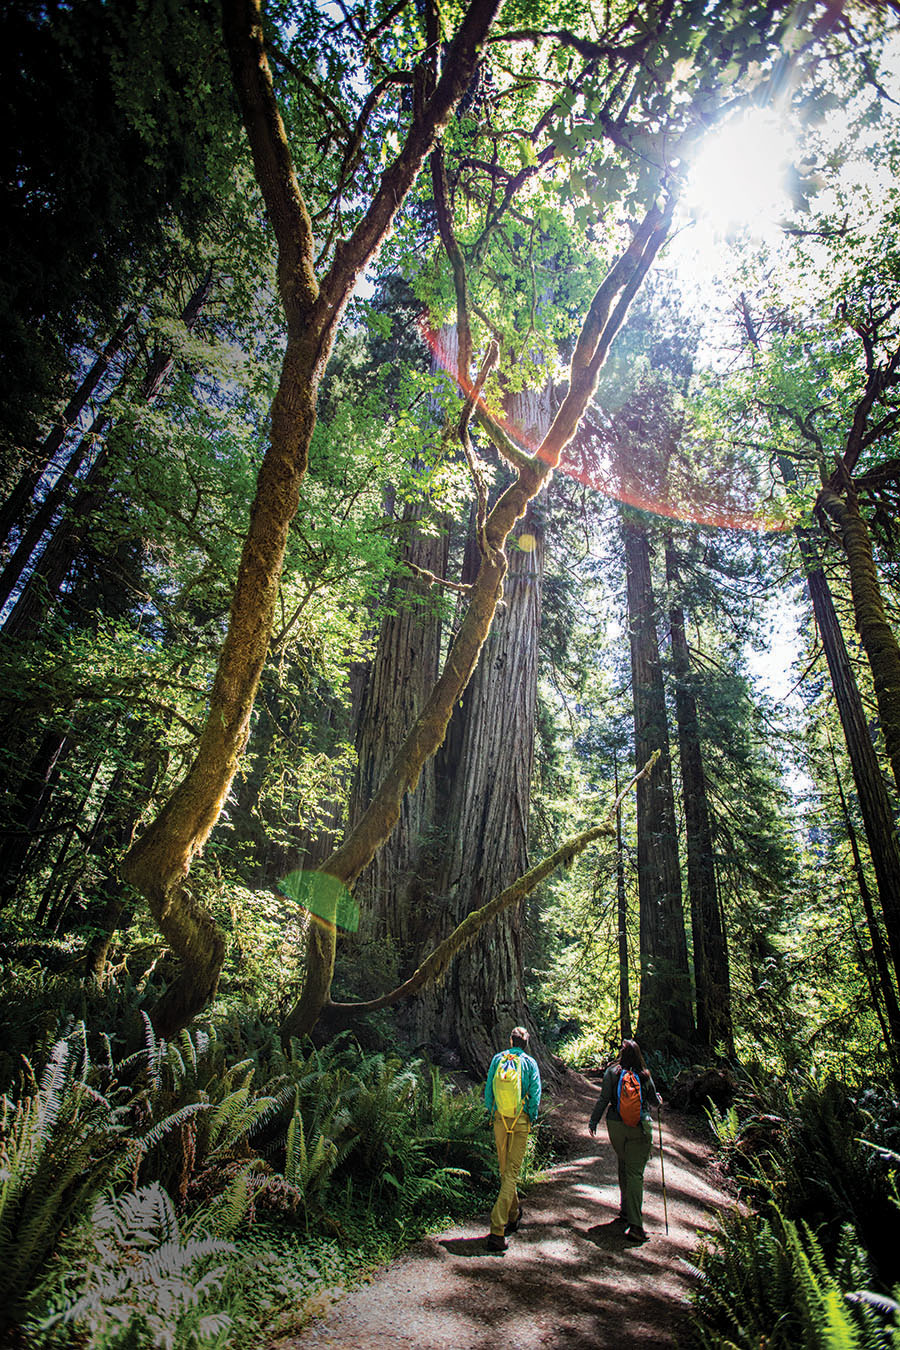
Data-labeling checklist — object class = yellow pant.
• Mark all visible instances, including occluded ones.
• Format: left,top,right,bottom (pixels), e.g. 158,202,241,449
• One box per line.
490,1113,530,1236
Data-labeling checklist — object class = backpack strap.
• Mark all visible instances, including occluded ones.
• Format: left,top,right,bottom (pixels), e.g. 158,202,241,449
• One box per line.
497,1103,525,1134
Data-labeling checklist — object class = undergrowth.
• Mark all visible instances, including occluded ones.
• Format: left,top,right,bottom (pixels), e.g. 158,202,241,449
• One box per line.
1,1017,503,1348
685,1071,900,1348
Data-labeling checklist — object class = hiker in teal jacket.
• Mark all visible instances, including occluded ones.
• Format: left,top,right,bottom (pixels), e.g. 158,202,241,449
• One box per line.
589,1038,660,1242
484,1026,541,1251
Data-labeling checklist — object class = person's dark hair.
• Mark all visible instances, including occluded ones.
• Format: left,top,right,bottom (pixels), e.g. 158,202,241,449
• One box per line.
510,1026,529,1049
617,1038,649,1083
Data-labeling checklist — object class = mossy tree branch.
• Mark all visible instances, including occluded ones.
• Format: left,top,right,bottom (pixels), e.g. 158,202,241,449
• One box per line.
120,0,504,1038
329,751,661,1014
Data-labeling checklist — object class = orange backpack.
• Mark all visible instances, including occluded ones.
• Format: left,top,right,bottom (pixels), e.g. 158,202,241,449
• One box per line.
617,1068,643,1126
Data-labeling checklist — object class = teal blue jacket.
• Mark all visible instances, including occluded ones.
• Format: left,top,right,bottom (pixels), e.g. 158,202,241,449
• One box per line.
484,1047,541,1123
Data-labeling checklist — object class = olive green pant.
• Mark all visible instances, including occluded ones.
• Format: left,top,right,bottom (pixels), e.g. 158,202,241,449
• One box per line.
490,1113,530,1236
606,1115,653,1227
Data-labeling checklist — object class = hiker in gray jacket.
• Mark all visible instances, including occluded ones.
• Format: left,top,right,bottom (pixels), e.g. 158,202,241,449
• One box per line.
588,1039,660,1242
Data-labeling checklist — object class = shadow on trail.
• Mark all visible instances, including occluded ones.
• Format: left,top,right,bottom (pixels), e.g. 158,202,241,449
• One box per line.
438,1237,502,1258
581,1220,626,1248
279,1085,731,1349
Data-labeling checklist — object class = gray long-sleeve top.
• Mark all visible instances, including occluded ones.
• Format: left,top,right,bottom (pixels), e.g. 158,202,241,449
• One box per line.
589,1063,661,1129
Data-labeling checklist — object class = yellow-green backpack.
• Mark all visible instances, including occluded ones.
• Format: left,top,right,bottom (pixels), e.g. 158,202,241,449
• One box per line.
493,1050,524,1118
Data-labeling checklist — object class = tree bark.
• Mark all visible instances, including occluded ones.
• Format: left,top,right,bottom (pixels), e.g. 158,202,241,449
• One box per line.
818,483,900,797
830,745,900,1059
0,313,135,552
623,517,694,1049
285,202,674,1042
117,0,506,1038
326,754,659,1021
666,540,733,1054
418,501,544,1072
348,503,448,966
2,274,212,642
615,755,633,1040
774,455,900,997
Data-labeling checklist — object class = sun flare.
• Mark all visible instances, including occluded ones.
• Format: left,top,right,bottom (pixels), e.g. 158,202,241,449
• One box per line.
685,110,794,235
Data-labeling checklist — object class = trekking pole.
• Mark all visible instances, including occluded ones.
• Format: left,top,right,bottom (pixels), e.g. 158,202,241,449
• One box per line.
657,1105,670,1234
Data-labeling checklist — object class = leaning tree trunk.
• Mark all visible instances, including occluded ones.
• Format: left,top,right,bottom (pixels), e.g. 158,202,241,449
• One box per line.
3,272,211,642
775,456,900,1002
0,312,135,552
622,516,694,1050
818,483,900,798
829,745,900,1058
666,540,733,1055
807,557,900,995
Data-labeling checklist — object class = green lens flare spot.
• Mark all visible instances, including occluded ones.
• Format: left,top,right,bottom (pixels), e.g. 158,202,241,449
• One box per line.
278,870,359,933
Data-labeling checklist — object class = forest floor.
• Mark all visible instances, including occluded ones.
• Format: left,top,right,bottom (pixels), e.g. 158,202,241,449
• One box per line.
270,1070,732,1349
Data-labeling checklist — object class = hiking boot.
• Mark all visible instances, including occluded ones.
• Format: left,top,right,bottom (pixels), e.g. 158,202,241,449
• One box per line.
487,1233,508,1252
624,1225,647,1242
505,1207,522,1234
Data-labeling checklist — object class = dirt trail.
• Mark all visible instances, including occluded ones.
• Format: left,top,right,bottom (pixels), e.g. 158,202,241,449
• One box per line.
276,1074,731,1349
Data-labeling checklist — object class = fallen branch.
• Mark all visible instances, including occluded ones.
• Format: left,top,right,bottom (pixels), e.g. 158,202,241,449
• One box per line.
327,749,660,1014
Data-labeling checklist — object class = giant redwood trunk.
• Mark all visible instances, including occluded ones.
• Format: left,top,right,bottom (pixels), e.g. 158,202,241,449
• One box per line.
116,0,506,1037
418,501,544,1072
348,504,447,966
343,387,545,1073
666,540,733,1054
623,517,694,1050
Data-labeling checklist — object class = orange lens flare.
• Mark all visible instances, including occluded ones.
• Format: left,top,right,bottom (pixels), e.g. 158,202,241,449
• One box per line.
420,319,786,535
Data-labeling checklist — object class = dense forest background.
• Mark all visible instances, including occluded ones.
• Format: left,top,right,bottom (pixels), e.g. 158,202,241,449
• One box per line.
3,0,900,1344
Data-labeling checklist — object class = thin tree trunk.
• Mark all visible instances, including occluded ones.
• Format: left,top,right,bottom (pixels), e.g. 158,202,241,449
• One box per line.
666,540,733,1054
818,482,900,797
829,742,900,1056
81,745,162,978
0,313,135,551
0,730,70,907
38,759,104,931
0,410,111,615
776,455,900,996
622,517,694,1049
3,273,212,641
615,754,633,1041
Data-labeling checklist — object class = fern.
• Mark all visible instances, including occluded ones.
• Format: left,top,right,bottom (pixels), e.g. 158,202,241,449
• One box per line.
48,1183,236,1349
0,1027,132,1331
685,1206,897,1350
